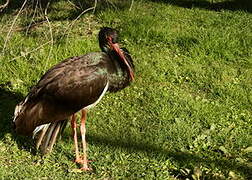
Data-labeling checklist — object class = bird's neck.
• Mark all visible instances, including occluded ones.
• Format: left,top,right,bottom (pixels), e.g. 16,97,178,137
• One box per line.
106,51,132,92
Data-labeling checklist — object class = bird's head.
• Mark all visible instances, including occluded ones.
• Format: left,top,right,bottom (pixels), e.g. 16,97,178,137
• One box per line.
98,27,134,81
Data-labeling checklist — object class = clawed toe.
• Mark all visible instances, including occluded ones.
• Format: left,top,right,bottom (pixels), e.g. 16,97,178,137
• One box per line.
74,158,85,164
74,156,93,164
74,156,92,171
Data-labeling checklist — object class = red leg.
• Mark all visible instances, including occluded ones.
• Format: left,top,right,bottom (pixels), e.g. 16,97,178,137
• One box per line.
71,114,81,163
79,109,92,171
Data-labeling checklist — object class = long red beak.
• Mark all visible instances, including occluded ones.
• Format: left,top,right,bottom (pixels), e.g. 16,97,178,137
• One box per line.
109,41,134,81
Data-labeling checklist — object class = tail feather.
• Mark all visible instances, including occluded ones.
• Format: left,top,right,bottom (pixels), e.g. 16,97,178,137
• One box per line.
33,124,50,139
35,124,50,149
14,95,70,154
34,120,68,155
42,122,57,153
45,123,61,154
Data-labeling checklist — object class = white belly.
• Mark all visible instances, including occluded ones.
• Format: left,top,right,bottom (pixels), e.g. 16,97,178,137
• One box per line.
84,81,109,110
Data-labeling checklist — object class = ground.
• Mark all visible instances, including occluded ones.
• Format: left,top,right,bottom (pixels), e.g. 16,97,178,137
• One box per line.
0,0,251,179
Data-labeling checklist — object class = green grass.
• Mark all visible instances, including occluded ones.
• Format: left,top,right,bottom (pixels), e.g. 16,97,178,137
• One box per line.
0,0,252,179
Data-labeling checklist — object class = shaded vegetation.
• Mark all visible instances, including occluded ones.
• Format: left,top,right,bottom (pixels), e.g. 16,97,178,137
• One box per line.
0,0,251,179
151,0,252,13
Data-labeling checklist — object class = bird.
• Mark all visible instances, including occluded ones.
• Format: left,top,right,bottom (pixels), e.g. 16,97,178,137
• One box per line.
13,27,134,171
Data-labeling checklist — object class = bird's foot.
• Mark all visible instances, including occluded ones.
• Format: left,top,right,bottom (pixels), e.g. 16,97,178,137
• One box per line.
74,156,93,164
74,157,85,164
74,157,93,171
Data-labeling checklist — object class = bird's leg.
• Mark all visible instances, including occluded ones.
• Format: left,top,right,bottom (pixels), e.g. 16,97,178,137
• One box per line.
71,114,80,163
79,109,92,171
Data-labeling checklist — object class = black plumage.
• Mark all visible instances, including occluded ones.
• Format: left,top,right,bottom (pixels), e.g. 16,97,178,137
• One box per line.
13,27,134,170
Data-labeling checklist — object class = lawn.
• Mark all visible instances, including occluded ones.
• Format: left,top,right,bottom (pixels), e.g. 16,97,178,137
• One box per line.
0,0,251,179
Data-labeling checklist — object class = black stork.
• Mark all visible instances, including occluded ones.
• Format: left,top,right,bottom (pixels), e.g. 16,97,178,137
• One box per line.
13,27,134,171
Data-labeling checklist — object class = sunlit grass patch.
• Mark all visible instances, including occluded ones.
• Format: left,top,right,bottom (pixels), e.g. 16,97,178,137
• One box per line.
0,0,251,179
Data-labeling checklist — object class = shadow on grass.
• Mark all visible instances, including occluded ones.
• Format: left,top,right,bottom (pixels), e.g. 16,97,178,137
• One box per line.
87,134,252,179
2,0,251,14
2,0,251,18
0,84,36,154
149,0,252,13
